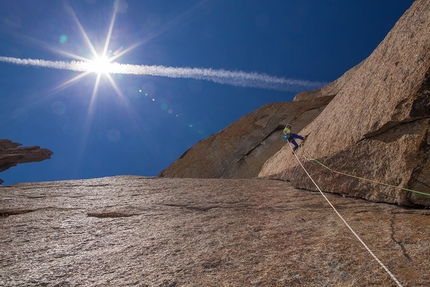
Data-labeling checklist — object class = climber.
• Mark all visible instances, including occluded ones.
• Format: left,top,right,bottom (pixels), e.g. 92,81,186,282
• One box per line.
282,124,307,152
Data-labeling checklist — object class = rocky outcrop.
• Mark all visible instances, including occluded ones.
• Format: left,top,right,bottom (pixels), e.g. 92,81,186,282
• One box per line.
160,1,428,207
1,176,430,286
160,54,375,180
0,139,53,184
259,0,430,207
159,95,334,179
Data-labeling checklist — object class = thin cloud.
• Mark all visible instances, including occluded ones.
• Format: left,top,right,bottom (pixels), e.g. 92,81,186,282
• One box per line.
0,56,325,91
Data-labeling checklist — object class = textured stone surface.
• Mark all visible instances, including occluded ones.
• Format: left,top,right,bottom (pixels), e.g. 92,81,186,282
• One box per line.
259,0,430,207
1,176,429,286
0,139,53,185
159,96,333,179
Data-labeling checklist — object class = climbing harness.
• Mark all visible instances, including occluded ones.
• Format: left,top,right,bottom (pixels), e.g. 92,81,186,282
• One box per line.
287,142,404,287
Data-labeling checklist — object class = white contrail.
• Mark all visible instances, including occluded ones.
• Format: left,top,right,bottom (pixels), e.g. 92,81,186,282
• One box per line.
0,56,325,91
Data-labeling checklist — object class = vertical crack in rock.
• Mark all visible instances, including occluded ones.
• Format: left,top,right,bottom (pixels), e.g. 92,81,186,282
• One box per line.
389,217,411,261
236,126,282,163
410,67,430,118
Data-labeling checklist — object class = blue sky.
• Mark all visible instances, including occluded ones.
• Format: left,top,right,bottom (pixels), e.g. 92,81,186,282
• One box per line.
0,0,413,185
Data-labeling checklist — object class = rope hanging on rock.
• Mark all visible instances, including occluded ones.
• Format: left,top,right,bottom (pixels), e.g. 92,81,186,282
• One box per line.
300,152,430,198
287,142,404,287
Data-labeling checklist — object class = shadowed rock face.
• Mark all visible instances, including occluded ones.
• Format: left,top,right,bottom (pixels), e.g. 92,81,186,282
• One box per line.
0,140,53,185
159,95,334,179
1,176,429,286
259,0,430,207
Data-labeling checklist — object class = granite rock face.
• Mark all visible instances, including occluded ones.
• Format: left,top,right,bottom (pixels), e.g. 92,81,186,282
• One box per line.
259,0,430,207
159,95,334,179
160,60,371,180
0,139,53,185
1,176,430,286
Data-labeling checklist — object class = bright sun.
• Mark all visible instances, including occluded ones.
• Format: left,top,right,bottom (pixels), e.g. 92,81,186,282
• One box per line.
88,55,112,75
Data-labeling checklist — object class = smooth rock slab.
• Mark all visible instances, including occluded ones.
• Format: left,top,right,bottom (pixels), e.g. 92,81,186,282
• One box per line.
1,176,429,286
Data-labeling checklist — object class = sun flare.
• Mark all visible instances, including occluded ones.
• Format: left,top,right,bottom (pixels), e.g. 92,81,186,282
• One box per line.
88,55,112,75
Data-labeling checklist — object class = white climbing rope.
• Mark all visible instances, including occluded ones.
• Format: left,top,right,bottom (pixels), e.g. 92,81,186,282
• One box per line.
289,144,403,287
